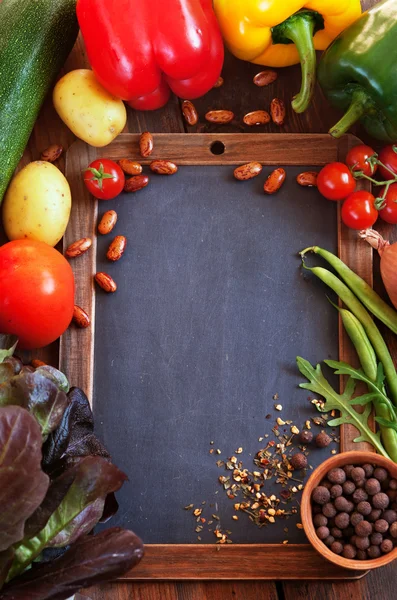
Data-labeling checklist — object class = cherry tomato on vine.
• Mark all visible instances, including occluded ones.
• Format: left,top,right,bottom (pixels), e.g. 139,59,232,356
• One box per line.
378,145,397,180
84,159,125,200
317,162,356,201
341,191,378,230
378,183,397,224
0,240,75,349
345,144,377,177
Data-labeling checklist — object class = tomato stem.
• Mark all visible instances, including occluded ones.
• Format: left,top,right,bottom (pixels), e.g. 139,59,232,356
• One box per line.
84,163,115,191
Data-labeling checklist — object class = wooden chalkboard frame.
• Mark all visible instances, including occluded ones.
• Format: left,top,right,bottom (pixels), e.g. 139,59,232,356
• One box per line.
62,134,371,580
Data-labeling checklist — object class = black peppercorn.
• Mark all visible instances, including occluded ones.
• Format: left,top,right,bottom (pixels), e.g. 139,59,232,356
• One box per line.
312,486,331,505
315,431,332,448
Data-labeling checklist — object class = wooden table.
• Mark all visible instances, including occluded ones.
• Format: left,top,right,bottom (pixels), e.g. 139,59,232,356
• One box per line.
21,0,397,597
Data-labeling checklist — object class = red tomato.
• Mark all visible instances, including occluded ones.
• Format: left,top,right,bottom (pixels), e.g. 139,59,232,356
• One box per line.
317,162,356,201
0,240,75,349
345,144,377,176
378,145,397,180
84,159,125,200
341,191,378,230
379,182,397,224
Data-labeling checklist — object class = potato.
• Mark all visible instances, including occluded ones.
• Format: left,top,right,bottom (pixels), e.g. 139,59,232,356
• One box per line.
3,161,71,247
53,69,127,147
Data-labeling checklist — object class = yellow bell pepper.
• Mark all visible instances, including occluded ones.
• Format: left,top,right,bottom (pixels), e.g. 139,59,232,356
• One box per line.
213,0,362,113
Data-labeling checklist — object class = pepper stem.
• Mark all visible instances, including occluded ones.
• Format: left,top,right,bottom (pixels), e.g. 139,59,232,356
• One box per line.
329,90,372,138
278,13,318,114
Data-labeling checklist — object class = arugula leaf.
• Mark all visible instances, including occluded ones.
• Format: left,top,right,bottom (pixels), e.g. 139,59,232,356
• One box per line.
0,336,18,365
296,357,389,457
324,360,397,421
0,406,49,552
8,456,127,579
0,528,144,600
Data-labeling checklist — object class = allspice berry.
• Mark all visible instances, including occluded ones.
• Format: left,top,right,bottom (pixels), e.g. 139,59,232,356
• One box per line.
355,536,370,551
290,452,308,470
372,492,390,510
381,539,393,554
312,486,331,505
368,545,381,558
362,464,374,478
316,526,330,540
342,544,357,559
374,519,389,534
355,521,372,537
343,480,356,495
327,468,346,484
351,512,364,527
315,431,332,448
357,501,372,516
390,522,397,538
313,514,328,528
383,510,397,525
331,541,343,554
370,532,383,546
365,478,381,496
299,430,313,444
330,484,343,499
374,467,388,482
351,467,366,483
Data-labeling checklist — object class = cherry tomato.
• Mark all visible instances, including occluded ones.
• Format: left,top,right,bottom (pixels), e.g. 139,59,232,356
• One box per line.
345,144,377,177
341,191,378,230
317,162,356,201
379,182,397,224
378,144,397,180
84,159,125,200
0,240,75,349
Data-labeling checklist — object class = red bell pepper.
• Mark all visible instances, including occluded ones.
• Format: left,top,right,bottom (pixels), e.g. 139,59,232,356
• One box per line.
76,0,224,111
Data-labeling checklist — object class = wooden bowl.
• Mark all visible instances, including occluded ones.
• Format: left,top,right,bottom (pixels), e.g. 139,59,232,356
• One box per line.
301,451,397,570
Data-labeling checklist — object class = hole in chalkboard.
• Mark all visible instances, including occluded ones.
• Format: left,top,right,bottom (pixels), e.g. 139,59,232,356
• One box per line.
210,140,225,155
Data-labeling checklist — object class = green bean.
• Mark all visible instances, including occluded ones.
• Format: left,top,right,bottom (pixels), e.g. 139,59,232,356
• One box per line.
337,307,377,382
303,264,397,406
301,246,397,335
334,305,397,461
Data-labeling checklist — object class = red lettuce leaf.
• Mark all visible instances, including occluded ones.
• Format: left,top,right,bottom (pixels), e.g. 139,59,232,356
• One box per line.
0,372,68,437
42,388,110,476
0,550,14,590
0,406,49,551
49,497,105,548
1,528,143,600
9,457,127,578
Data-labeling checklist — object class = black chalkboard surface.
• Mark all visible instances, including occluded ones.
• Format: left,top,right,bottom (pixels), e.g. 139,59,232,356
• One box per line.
93,164,338,544
62,134,372,579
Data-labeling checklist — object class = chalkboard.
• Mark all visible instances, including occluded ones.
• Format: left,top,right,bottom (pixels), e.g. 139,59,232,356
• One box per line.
94,164,338,544
62,134,372,579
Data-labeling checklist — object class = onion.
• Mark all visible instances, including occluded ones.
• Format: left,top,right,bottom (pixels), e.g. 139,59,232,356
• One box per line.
359,228,397,309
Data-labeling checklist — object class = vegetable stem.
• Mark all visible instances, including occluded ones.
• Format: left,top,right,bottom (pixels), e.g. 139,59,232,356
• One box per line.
329,89,371,138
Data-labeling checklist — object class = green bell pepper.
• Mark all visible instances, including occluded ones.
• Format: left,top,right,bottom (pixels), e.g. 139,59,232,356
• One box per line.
318,0,397,142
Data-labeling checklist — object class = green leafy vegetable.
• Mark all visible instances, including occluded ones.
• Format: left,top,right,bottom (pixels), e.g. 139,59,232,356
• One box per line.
297,356,389,457
0,336,18,365
8,456,127,579
0,406,49,552
0,528,144,600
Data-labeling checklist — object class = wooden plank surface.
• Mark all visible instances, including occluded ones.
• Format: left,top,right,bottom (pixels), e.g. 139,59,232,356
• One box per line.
17,0,397,596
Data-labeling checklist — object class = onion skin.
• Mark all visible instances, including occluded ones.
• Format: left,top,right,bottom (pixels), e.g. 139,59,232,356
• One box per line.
360,229,397,309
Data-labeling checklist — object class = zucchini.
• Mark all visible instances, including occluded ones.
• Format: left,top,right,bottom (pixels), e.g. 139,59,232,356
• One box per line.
0,0,79,204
